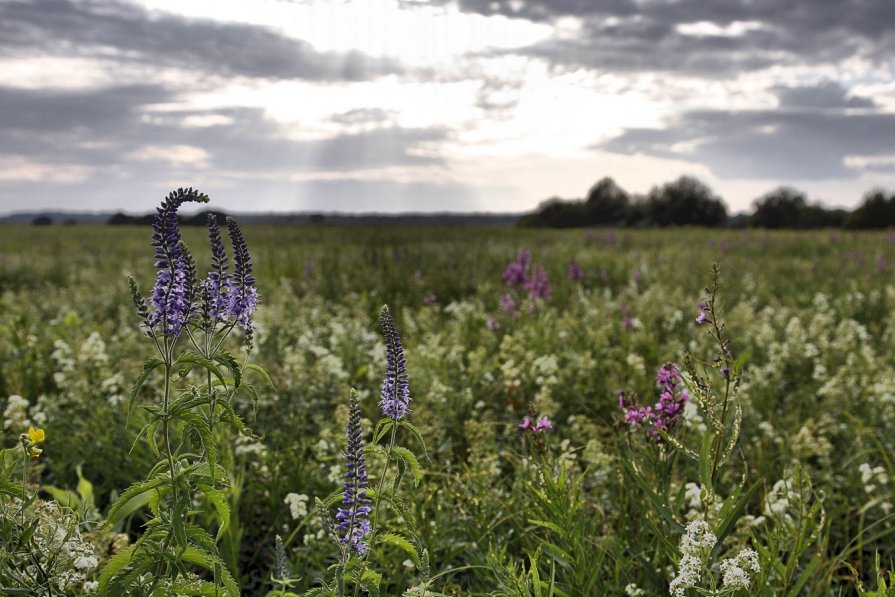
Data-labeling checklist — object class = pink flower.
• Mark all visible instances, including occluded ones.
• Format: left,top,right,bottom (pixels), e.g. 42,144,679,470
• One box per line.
534,416,552,432
519,417,533,430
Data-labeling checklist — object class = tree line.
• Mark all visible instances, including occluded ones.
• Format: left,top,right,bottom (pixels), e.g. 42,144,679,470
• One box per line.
519,176,895,229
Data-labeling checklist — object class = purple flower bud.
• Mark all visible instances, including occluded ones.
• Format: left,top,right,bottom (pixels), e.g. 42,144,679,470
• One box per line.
335,394,371,555
147,188,209,336
379,305,411,421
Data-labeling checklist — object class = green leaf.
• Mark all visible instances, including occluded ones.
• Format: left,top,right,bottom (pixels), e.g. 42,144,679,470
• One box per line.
41,485,80,508
246,363,277,392
621,460,683,533
175,352,228,388
358,569,381,597
199,484,231,541
710,478,762,560
374,418,394,444
75,464,96,510
399,421,430,461
128,358,164,423
699,427,715,494
106,476,167,526
180,546,241,597
214,351,242,389
377,532,420,567
390,446,421,487
97,544,138,594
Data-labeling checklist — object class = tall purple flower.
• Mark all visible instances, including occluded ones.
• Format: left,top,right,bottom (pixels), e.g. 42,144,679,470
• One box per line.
226,218,259,335
204,214,234,324
379,305,411,421
619,363,689,439
335,394,372,555
524,265,552,300
147,188,209,336
568,260,584,281
652,363,688,432
503,250,531,288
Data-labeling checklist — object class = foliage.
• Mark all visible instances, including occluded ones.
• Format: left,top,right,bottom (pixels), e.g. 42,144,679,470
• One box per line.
2,217,895,594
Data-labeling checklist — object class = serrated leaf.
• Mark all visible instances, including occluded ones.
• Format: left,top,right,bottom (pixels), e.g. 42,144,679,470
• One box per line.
175,352,228,388
398,421,429,461
389,446,421,487
180,546,241,597
106,477,167,526
97,543,138,594
358,569,381,597
377,532,420,567
198,484,231,541
214,351,241,389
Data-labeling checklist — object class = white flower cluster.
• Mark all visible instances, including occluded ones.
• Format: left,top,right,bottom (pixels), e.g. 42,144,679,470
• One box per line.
3,394,31,430
284,492,309,520
669,520,716,596
719,548,760,590
859,463,892,513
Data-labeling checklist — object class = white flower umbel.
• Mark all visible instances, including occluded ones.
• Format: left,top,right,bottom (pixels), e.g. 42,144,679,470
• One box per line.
669,520,717,596
719,548,760,591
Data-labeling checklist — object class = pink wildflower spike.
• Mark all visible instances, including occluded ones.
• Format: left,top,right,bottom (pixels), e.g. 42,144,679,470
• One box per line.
534,416,552,432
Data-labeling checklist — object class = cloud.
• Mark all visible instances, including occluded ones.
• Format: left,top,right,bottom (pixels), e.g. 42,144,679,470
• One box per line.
774,81,875,109
601,90,895,179
0,0,403,82
444,0,895,77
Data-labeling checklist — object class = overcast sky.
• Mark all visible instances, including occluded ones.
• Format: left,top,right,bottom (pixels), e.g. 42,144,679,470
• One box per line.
2,0,894,215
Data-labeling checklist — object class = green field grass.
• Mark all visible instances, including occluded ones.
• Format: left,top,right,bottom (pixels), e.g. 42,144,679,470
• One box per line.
2,222,895,595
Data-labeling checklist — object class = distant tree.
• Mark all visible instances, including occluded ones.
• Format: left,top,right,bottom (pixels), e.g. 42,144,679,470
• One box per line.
751,187,807,229
32,215,52,226
520,197,587,228
584,177,630,226
845,189,895,229
644,176,727,227
798,205,848,229
310,214,325,224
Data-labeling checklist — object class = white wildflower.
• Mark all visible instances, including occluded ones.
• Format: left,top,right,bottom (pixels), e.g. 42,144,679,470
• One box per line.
284,493,309,520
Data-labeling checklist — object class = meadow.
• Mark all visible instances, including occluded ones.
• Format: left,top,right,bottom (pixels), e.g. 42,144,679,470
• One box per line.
2,202,895,595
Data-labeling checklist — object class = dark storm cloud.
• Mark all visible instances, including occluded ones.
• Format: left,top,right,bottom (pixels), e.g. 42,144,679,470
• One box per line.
0,81,448,179
0,0,402,81
601,101,895,180
447,0,895,76
774,81,876,109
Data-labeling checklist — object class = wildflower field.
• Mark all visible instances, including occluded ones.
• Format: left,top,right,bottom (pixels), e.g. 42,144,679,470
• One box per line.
2,192,895,595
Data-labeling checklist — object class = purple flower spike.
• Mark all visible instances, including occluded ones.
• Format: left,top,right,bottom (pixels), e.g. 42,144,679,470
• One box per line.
503,250,531,288
524,265,552,300
204,214,234,324
379,305,411,421
568,260,584,281
335,394,372,555
226,218,259,336
148,188,209,336
619,363,689,440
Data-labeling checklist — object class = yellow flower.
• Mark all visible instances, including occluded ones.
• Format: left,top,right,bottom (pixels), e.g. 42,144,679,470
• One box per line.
27,427,45,444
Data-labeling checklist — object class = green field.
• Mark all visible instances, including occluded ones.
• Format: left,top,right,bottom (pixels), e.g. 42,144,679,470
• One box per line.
2,221,895,595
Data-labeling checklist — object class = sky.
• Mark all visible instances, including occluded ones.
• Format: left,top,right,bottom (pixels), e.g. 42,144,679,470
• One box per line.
1,0,895,215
